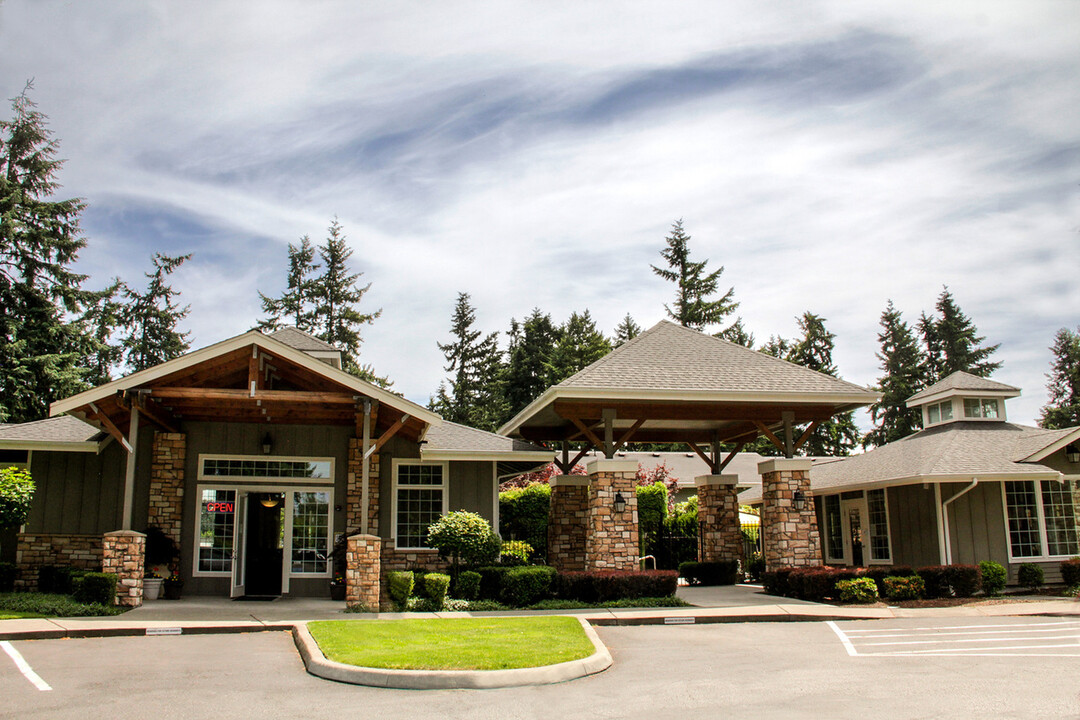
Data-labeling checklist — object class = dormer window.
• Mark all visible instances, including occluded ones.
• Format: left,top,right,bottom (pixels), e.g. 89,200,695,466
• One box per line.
964,398,1000,419
926,401,954,425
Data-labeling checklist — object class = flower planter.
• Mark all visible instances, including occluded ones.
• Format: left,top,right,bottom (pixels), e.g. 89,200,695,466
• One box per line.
163,582,183,600
144,577,164,600
330,583,346,602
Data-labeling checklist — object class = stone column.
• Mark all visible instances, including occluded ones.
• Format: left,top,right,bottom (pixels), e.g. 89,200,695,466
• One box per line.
345,533,381,610
585,460,639,571
760,459,821,572
148,432,186,546
347,440,381,535
547,475,589,572
102,530,145,607
696,475,743,564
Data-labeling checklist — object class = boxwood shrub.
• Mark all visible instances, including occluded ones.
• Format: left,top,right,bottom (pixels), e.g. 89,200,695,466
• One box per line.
387,571,414,608
72,572,116,606
1060,558,1080,587
422,573,451,606
38,565,74,594
947,564,982,598
980,560,1007,596
553,570,679,603
500,566,556,606
1017,563,1044,591
915,565,951,599
475,566,513,600
678,561,740,586
453,570,481,600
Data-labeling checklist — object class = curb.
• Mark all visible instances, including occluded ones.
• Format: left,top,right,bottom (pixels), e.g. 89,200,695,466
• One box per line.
0,623,284,642
292,617,612,689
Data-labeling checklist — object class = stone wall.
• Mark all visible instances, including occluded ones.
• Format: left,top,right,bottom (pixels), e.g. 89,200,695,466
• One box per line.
346,439,380,535
378,540,448,609
14,533,103,589
760,459,822,571
148,432,186,546
102,531,145,607
696,475,743,564
585,460,639,571
345,534,381,610
548,477,589,572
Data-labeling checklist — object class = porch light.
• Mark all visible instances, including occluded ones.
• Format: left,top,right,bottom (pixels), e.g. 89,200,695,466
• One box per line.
613,492,627,514
260,494,280,509
262,432,273,454
1067,444,1080,463
792,489,807,512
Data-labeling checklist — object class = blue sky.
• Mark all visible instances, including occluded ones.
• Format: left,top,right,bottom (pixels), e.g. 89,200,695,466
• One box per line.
1,1,1077,428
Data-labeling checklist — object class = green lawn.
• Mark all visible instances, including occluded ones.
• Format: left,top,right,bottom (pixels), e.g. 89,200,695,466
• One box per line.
307,616,596,671
0,611,41,620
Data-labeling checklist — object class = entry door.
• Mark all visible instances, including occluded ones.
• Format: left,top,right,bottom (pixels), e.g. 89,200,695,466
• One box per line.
230,492,249,598
841,497,867,567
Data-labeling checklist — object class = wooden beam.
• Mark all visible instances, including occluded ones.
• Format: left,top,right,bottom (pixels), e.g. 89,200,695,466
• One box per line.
613,418,645,453
553,399,838,423
753,421,785,454
149,387,358,404
130,394,180,434
568,417,604,451
686,442,717,474
371,414,411,455
248,345,260,394
718,441,747,473
88,402,132,452
793,421,820,452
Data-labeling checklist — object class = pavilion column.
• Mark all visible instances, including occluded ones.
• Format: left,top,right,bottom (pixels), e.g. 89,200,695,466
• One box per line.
760,459,821,572
696,475,743,564
547,475,589,572
585,459,638,571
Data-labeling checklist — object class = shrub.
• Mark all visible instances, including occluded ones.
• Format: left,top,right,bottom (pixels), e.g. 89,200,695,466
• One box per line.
0,592,122,617
678,561,740,586
387,571,414,608
747,556,766,582
788,567,864,602
501,566,556,606
882,575,924,600
498,483,551,559
636,482,668,529
0,466,34,529
426,511,501,571
464,599,509,612
980,561,1007,596
0,561,15,592
422,573,451,606
499,540,533,566
863,566,915,591
916,566,952,599
1060,558,1080,587
836,577,879,603
555,570,678,602
761,568,796,597
947,565,982,598
454,570,481,600
475,566,512,600
38,565,74,595
1018,563,1045,591
72,572,116,606
143,526,181,568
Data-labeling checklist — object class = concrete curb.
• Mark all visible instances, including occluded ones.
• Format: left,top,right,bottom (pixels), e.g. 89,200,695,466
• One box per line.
293,617,613,689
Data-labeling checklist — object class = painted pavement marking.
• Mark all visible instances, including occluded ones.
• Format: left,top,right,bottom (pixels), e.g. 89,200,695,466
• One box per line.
1,640,52,691
828,619,1080,658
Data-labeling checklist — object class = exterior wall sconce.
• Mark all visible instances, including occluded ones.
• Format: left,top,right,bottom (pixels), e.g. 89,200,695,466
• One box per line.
1067,444,1080,463
262,432,273,455
613,492,627,514
792,489,807,512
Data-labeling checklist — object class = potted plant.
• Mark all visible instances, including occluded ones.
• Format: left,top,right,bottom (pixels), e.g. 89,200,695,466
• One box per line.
163,571,184,600
330,572,346,601
144,571,165,600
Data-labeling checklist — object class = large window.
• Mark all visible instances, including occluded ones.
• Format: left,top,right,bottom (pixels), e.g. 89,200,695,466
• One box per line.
866,489,892,563
1005,480,1079,559
394,462,446,549
202,458,332,479
291,491,330,574
198,489,236,572
824,495,843,562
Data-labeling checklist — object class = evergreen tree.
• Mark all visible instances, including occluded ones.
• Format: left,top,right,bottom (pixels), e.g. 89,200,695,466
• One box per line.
120,254,192,372
430,293,506,431
258,235,319,333
920,287,1001,381
503,309,560,419
718,317,754,348
787,312,860,456
651,219,738,333
0,83,93,421
613,314,641,347
759,335,791,359
864,301,925,447
1039,327,1080,429
80,279,125,386
546,310,611,386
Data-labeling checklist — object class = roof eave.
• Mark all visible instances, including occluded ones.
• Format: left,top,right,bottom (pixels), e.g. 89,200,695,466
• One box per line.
0,440,102,453
420,450,554,462
1018,427,1080,463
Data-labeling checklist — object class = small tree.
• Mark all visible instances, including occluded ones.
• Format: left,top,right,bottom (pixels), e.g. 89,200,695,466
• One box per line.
0,466,34,529
426,510,501,575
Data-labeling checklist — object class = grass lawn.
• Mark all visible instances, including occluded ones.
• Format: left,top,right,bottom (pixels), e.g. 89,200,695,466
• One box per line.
0,611,41,620
307,616,596,671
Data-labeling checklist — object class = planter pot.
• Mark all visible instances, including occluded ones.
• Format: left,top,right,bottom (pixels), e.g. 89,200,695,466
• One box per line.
163,583,183,600
144,577,164,600
330,583,346,602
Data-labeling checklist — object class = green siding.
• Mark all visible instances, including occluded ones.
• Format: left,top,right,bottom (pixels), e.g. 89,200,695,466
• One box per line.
887,485,940,568
942,481,1008,567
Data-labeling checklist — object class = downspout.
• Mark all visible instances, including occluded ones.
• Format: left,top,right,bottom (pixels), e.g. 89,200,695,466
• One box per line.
940,478,979,565
361,399,372,535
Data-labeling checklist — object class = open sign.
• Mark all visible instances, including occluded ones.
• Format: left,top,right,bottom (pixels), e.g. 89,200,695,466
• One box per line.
204,502,234,513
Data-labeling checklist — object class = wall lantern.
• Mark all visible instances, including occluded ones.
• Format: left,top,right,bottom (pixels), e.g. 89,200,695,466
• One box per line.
262,432,273,455
1067,444,1080,463
260,493,280,509
613,492,627,514
792,489,807,512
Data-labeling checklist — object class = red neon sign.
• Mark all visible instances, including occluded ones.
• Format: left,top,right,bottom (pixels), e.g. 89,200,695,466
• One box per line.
204,502,234,513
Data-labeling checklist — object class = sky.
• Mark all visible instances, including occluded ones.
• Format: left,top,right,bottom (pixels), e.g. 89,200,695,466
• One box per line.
1,1,1077,429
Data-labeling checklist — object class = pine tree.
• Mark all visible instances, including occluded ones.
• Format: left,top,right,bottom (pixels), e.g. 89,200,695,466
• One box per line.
545,310,611,386
718,317,754,348
0,82,93,421
503,309,560,419
258,236,319,332
787,312,860,456
613,314,641,347
651,219,738,333
430,293,506,431
920,287,1001,381
120,254,192,372
1039,327,1080,429
864,301,926,447
80,279,125,386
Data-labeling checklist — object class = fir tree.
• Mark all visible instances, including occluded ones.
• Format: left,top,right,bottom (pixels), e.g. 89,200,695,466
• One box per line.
546,310,611,386
864,301,926,447
503,309,560,419
787,312,860,456
120,254,192,372
1039,327,1080,429
430,293,506,431
0,82,93,421
718,317,754,348
80,279,125,386
920,287,1001,381
258,235,319,333
613,314,641,347
651,219,738,333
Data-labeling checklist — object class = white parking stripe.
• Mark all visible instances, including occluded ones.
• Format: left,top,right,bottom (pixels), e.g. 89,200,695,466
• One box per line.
862,632,1080,647
826,621,858,657
842,620,1080,633
831,619,1080,658
849,626,1080,639
878,643,1080,655
1,641,52,691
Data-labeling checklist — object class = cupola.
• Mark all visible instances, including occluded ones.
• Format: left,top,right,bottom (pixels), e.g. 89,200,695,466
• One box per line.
905,371,1020,428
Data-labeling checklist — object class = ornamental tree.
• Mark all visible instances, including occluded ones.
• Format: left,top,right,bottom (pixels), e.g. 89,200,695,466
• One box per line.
425,510,501,574
0,466,34,529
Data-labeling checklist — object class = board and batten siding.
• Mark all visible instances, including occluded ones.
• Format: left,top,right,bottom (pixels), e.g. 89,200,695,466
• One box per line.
941,481,1008,568
887,485,940,569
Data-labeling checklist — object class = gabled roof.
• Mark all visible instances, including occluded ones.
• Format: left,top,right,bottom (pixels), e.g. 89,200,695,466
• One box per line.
0,415,105,452
906,371,1020,406
269,326,341,354
423,421,552,460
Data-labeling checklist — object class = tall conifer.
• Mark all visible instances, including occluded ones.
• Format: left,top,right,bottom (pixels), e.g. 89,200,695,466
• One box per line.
651,220,738,333
1039,327,1080,429
864,301,925,447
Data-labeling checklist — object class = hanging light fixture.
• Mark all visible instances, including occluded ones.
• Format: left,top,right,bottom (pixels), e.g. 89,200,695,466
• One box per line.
262,432,273,455
613,492,627,514
260,493,280,509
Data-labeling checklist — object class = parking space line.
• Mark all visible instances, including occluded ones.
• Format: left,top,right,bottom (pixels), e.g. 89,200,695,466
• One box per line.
1,641,52,692
826,621,858,657
848,625,1080,639
863,632,1080,647
842,620,1079,634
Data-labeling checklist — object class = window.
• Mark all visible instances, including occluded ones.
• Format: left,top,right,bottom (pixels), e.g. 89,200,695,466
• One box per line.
1005,480,1079,559
394,462,446,549
291,491,330,574
926,401,954,425
202,458,332,479
824,495,843,562
964,398,1000,419
866,489,892,562
198,489,236,572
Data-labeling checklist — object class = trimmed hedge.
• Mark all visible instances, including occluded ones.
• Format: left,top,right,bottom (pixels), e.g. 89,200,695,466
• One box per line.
946,565,982,598
38,565,74,595
475,566,513,601
422,573,451,605
678,561,740,586
500,566,556,606
1018,563,1044,591
72,572,116,606
498,483,551,559
387,571,414,608
636,482,668,528
0,561,15,592
555,570,679,603
454,570,481,600
1061,558,1080,587
761,564,983,602
980,560,1007,596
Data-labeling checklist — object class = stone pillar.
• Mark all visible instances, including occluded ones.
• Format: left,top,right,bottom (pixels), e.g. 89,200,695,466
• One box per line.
696,475,743,564
148,432,186,546
347,440,381,534
548,475,589,572
585,460,639,571
345,533,381,610
760,459,821,572
102,531,145,607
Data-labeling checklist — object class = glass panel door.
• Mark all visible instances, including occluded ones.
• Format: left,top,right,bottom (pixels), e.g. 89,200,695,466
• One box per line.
230,492,249,598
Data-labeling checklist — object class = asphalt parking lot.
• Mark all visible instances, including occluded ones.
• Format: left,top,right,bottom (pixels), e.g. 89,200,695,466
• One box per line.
3,618,1079,719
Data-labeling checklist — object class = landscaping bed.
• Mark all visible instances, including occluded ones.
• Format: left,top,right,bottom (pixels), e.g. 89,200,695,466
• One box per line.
0,592,124,618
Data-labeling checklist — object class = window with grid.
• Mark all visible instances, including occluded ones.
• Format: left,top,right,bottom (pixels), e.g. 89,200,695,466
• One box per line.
1005,481,1042,557
866,489,891,562
202,458,331,479
1041,481,1079,557
395,464,444,548
291,491,330,573
198,489,236,572
824,496,843,561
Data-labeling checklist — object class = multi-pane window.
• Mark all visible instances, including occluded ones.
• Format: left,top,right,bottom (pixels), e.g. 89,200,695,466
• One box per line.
963,398,1000,419
1005,480,1078,558
291,491,330,574
927,401,954,425
824,496,843,562
202,458,331,479
198,489,236,572
866,489,891,562
395,463,445,548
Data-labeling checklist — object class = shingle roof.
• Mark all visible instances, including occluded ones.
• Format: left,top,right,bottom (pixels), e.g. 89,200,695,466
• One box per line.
907,371,1020,404
557,321,873,395
268,326,341,353
0,415,103,445
424,421,550,455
